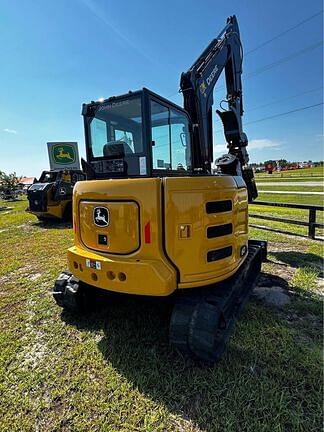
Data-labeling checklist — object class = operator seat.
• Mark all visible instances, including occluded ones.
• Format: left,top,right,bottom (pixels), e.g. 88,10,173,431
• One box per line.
103,140,133,157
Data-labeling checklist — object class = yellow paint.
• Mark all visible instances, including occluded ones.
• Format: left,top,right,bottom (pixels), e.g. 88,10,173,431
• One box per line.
79,201,139,254
57,147,73,160
163,177,248,288
69,176,249,296
68,246,176,296
70,178,177,295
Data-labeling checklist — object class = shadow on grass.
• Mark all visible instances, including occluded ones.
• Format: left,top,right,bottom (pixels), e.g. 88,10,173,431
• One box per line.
35,220,72,230
61,272,322,431
272,251,323,276
257,271,290,288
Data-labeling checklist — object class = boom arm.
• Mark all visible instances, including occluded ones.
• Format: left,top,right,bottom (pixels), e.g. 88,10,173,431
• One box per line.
180,15,257,200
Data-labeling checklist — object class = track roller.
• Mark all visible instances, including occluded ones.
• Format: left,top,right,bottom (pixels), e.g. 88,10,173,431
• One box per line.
169,242,265,364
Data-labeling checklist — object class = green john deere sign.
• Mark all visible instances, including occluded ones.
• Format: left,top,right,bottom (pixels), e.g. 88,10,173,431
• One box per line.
52,144,76,165
47,142,80,171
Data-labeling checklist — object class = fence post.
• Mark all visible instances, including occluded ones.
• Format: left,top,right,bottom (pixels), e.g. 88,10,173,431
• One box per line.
308,209,316,239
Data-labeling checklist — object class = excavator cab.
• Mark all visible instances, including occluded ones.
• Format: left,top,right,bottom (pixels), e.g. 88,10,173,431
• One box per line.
53,16,266,364
82,89,192,179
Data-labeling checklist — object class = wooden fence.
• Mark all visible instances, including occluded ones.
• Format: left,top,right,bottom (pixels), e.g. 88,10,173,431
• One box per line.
249,201,324,240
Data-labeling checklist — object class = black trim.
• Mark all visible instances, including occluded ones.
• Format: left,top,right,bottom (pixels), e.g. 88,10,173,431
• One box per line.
83,88,186,114
82,88,195,180
161,179,181,283
98,234,108,245
143,87,188,113
207,223,232,238
206,200,232,214
83,92,148,178
142,89,152,176
207,246,232,262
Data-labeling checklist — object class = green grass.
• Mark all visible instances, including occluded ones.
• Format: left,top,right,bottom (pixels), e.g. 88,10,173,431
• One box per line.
251,203,321,219
0,198,323,431
256,192,323,206
292,267,320,292
257,185,323,192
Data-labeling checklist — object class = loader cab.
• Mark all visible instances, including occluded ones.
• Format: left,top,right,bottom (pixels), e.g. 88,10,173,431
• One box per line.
82,88,192,179
39,170,59,183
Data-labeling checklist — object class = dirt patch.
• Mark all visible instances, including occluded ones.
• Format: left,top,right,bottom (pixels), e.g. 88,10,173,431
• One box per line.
20,299,47,370
270,264,296,281
258,264,295,287
316,277,324,294
0,265,43,285
28,273,42,281
0,275,10,286
17,264,38,275
269,241,309,253
15,222,37,233
253,286,291,307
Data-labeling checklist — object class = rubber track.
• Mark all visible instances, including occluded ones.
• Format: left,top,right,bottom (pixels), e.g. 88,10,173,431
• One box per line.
169,245,263,363
53,270,87,312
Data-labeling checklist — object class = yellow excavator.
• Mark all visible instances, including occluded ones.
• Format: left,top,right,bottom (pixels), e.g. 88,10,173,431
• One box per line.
53,16,267,363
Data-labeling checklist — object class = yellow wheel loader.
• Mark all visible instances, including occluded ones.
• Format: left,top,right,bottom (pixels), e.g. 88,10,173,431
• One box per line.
53,16,267,363
27,169,85,221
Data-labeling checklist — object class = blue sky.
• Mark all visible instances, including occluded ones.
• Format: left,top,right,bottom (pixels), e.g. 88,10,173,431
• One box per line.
0,0,323,176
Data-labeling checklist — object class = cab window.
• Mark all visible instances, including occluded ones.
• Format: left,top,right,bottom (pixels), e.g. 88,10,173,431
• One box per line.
90,118,107,157
150,100,191,171
89,97,143,158
170,109,191,171
151,102,171,170
114,129,135,153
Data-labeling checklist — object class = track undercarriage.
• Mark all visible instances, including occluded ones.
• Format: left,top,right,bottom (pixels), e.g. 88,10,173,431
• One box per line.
170,241,266,362
53,240,267,364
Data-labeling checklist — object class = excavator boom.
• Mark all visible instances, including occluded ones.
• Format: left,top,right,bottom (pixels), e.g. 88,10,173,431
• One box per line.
180,15,257,200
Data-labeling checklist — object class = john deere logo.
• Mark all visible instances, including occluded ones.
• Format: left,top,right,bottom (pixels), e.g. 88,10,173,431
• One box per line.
93,207,109,227
200,81,207,97
51,144,76,165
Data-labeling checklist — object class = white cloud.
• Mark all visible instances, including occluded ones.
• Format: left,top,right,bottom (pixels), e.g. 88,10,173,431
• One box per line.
212,138,281,167
213,144,227,155
213,139,280,155
248,139,281,150
3,128,18,134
